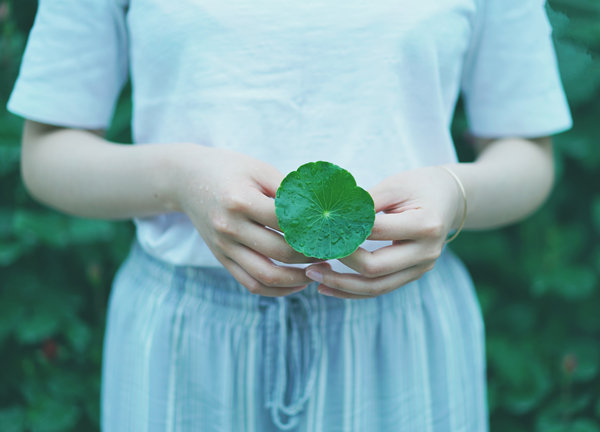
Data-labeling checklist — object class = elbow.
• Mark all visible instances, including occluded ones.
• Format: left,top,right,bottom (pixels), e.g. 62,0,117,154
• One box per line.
19,120,55,205
523,136,556,218
20,132,39,202
537,136,556,207
20,143,46,206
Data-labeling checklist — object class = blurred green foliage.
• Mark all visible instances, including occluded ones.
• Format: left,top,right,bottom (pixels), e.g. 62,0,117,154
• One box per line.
0,0,599,431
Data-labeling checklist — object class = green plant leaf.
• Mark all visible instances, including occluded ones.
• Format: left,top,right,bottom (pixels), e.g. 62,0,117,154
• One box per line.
15,309,61,344
64,317,92,354
275,161,375,260
12,210,115,247
0,240,35,266
487,336,552,414
592,195,600,234
571,419,600,432
0,145,20,176
555,40,600,105
0,406,26,432
563,340,600,382
531,265,597,300
26,398,80,432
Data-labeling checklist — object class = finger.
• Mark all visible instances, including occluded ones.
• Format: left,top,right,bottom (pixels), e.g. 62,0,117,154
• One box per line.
221,255,307,297
318,286,375,300
305,262,432,297
368,173,423,213
339,241,440,278
227,243,314,288
234,221,320,264
368,181,402,213
251,164,284,198
368,210,444,241
243,189,281,231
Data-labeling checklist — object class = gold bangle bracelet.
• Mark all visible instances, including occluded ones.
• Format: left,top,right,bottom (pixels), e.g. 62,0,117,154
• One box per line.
438,165,467,244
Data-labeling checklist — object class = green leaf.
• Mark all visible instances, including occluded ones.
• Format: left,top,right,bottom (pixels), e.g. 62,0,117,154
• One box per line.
275,161,375,260
531,266,597,300
547,4,570,38
551,0,600,15
593,247,600,275
0,239,35,266
47,372,88,401
487,337,552,414
0,209,13,238
13,211,70,247
0,296,25,343
15,309,61,344
533,395,599,432
555,40,600,105
0,145,20,176
571,419,600,432
0,406,26,432
592,195,600,234
64,317,91,354
26,398,80,432
13,211,115,247
0,113,23,144
564,340,600,382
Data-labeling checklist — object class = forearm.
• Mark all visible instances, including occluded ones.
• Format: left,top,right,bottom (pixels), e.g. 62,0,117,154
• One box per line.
442,136,555,230
21,121,190,219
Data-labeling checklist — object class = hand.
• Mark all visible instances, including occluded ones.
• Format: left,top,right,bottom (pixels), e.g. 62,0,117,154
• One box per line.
304,165,465,299
174,145,317,297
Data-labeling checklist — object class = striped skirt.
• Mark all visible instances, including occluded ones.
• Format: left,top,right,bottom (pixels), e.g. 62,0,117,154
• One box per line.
100,240,488,431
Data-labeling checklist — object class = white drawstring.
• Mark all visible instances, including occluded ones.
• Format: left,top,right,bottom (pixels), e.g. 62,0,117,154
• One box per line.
263,295,322,430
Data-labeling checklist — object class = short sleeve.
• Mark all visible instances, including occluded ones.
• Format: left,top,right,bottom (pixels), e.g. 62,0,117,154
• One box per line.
6,0,129,129
461,0,572,138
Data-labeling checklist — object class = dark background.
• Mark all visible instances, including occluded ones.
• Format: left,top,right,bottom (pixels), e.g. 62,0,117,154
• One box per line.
1,0,599,430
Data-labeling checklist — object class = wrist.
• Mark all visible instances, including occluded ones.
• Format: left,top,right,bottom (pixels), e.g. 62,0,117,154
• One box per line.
165,142,214,214
437,164,467,241
158,142,196,213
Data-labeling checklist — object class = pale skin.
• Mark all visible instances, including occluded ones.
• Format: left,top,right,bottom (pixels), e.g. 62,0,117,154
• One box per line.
21,120,554,299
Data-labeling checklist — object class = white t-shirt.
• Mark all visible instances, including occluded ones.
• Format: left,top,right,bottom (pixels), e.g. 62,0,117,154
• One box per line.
8,0,572,270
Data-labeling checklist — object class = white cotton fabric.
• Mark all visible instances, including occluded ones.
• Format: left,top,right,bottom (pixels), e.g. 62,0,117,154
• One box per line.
8,0,572,269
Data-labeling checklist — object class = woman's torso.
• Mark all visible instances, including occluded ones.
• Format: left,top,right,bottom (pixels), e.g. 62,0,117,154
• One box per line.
126,0,479,267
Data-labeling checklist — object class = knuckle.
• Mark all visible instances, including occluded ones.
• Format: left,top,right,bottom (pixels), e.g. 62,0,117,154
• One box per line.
277,247,296,264
371,287,386,297
224,193,248,212
211,214,236,236
257,271,280,287
211,235,227,251
421,217,444,238
246,280,263,294
362,260,383,278
426,246,442,261
411,270,426,282
369,223,383,238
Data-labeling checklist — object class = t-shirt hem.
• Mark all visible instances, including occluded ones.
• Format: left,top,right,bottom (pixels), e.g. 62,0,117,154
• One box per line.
6,84,112,130
465,89,573,139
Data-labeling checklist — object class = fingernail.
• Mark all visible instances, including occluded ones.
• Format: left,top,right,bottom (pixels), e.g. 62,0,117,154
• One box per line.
319,288,335,297
305,269,323,283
